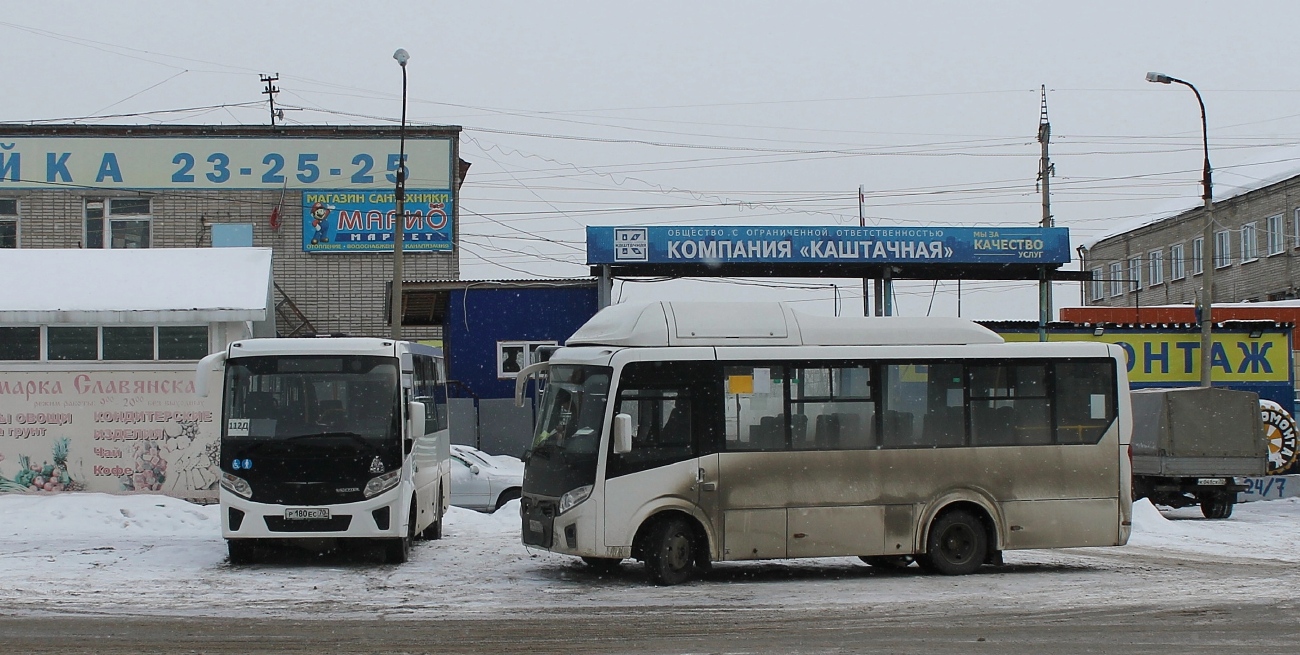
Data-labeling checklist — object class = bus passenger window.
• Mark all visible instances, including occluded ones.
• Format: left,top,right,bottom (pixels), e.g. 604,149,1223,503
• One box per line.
723,366,788,451
969,364,1050,446
1054,362,1116,444
790,365,875,450
882,364,963,448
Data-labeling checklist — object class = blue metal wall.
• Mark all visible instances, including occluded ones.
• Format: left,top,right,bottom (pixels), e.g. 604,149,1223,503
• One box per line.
444,286,598,400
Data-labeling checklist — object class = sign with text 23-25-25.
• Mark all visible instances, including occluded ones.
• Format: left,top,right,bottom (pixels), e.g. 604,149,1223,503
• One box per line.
0,136,453,190
0,369,220,501
301,190,454,253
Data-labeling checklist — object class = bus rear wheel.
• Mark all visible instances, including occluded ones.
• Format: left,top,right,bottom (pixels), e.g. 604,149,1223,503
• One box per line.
644,518,696,586
920,510,987,576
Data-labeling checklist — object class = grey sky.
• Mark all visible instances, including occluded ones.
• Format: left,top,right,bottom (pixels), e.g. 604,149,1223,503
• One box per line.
5,1,1300,318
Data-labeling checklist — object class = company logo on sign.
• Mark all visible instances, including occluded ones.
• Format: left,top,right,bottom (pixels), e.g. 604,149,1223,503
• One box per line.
614,228,648,262
1262,401,1299,475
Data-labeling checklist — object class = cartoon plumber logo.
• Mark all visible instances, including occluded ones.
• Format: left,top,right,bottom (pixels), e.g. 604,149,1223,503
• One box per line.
309,201,334,245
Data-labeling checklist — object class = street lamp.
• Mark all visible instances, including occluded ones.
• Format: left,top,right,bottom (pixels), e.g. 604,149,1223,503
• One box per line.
391,48,410,340
1146,71,1214,387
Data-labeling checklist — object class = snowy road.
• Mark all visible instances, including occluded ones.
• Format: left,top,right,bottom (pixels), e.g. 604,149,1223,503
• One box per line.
0,494,1298,652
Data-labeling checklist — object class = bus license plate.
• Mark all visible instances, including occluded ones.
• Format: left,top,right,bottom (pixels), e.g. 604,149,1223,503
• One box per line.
285,508,330,520
1197,478,1226,486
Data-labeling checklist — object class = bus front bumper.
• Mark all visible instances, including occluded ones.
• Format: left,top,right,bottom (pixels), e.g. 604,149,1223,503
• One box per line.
221,487,405,540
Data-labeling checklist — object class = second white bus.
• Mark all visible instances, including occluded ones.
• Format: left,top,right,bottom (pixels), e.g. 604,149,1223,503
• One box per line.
518,302,1133,584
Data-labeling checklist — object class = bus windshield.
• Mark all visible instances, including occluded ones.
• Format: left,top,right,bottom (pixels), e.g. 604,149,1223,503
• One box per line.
223,355,399,443
524,364,611,496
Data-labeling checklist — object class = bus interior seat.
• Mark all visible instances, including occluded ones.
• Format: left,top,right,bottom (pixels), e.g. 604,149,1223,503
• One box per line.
814,413,840,449
882,410,914,446
835,411,870,449
923,406,965,447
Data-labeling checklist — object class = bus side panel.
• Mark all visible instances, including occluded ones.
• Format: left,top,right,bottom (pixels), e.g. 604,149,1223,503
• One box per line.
787,506,884,557
1000,498,1121,548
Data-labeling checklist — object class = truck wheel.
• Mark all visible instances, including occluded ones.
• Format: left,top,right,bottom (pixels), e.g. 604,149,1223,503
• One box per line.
1199,491,1235,519
644,518,696,586
920,510,987,575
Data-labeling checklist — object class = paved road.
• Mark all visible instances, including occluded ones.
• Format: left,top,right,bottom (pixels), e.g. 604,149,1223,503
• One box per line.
0,601,1293,655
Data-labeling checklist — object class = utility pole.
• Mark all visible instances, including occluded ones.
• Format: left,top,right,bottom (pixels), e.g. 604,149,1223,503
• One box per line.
860,185,870,316
260,74,280,126
1036,85,1055,342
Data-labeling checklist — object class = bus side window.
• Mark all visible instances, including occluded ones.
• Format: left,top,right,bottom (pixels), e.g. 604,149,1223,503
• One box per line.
881,363,963,448
724,365,788,451
606,361,714,479
1053,361,1116,444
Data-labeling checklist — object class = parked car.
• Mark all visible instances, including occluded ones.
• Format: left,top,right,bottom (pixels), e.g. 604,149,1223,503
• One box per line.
450,445,524,512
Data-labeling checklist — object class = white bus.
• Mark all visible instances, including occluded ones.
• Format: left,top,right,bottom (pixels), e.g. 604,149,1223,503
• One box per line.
196,337,451,564
517,302,1132,584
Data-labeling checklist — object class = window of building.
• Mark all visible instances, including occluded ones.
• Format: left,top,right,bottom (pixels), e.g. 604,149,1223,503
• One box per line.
0,198,16,248
1089,268,1104,302
1109,262,1124,297
1214,230,1232,268
1294,208,1300,250
1267,214,1285,255
0,325,209,361
85,197,151,249
1192,237,1204,275
1170,243,1185,280
496,340,559,379
1128,256,1142,292
0,327,39,360
1241,222,1258,262
1148,250,1163,286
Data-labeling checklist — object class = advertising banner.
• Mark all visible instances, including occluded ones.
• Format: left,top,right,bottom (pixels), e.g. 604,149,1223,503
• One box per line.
0,136,453,190
302,189,454,253
587,226,1072,265
0,367,220,501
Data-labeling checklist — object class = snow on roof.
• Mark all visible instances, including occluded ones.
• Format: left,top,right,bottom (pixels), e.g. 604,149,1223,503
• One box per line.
0,247,272,324
1083,145,1300,249
567,301,1004,348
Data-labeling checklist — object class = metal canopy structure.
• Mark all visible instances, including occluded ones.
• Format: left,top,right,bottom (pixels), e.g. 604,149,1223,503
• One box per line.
586,225,1090,312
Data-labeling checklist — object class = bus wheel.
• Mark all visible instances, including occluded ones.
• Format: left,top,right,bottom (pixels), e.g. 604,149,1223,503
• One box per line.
227,539,257,565
385,508,416,564
920,511,987,575
645,518,696,586
582,557,624,574
1199,491,1235,519
860,555,914,569
420,495,443,540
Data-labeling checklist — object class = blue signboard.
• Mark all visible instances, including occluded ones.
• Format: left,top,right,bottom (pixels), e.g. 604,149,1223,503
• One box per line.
587,226,1071,265
302,189,454,253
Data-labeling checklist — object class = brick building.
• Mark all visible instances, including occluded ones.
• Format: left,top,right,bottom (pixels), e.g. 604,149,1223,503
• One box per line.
0,124,467,340
1079,170,1300,308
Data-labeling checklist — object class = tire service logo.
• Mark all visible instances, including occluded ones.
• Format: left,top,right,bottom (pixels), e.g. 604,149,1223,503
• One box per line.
1262,402,1299,475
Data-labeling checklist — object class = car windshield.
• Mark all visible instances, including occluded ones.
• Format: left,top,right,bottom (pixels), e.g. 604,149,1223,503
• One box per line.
223,355,399,442
523,364,611,497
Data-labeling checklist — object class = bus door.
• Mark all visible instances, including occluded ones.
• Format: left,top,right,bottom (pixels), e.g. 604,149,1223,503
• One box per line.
603,360,719,550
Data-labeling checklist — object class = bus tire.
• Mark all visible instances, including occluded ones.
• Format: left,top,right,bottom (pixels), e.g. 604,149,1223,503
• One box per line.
385,507,416,564
920,510,987,576
420,493,443,540
1199,491,1234,519
860,555,914,569
227,539,257,565
644,517,696,586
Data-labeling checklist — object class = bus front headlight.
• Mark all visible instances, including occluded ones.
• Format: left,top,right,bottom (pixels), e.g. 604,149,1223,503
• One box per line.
364,470,402,498
558,485,592,514
220,471,252,499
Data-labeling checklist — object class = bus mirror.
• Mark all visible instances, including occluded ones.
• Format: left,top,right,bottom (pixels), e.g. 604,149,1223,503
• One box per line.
194,351,227,398
514,361,551,407
613,413,633,454
407,401,426,438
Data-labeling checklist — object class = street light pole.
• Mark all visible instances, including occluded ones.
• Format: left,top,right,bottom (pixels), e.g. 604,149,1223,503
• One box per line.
391,49,410,341
1147,72,1214,387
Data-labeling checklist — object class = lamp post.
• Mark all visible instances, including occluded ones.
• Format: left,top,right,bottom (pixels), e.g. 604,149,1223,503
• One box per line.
391,48,410,340
1146,72,1214,387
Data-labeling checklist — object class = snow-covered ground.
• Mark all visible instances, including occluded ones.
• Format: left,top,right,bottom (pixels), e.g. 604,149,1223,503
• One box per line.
1,493,1298,620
